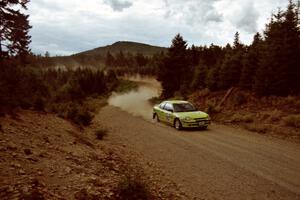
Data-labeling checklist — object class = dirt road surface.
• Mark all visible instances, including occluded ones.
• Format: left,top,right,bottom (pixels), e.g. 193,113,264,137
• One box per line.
96,105,300,199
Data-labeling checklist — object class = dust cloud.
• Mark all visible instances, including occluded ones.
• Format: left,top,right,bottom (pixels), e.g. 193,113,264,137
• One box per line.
108,76,161,120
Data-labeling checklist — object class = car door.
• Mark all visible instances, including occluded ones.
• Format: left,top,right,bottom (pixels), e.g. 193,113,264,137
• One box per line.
163,103,174,124
156,102,166,122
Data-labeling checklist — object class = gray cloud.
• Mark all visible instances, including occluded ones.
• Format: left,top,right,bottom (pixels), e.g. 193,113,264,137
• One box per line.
233,1,259,33
27,0,289,55
104,0,133,11
163,0,222,25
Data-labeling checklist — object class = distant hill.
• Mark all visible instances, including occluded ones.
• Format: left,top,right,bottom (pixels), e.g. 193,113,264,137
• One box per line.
76,41,167,57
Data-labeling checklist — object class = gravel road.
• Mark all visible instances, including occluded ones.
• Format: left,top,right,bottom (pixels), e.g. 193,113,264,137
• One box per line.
96,105,300,200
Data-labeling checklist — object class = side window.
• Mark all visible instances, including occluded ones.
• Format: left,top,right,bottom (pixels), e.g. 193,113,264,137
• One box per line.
159,102,166,109
164,103,173,112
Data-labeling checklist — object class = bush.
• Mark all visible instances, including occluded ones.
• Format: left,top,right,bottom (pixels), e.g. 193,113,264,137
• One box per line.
71,109,93,126
283,115,300,128
232,93,247,106
116,172,152,200
95,129,108,140
34,97,45,111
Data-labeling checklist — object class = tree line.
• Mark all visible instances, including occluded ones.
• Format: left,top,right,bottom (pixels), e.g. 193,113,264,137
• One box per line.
158,1,300,98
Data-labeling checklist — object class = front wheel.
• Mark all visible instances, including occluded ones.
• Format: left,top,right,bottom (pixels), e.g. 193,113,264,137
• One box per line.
174,119,182,130
153,113,160,122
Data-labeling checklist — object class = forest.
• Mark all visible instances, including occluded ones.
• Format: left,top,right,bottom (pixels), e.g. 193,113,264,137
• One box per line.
157,1,300,98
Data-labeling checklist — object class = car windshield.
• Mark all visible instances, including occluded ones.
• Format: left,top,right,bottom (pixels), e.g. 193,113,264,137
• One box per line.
173,103,197,112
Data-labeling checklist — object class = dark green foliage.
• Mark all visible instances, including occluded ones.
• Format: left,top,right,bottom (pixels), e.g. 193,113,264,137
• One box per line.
191,64,208,90
158,34,189,98
219,32,245,89
0,60,50,109
157,2,299,97
0,0,31,57
254,2,300,96
0,59,118,126
34,97,45,111
240,33,263,90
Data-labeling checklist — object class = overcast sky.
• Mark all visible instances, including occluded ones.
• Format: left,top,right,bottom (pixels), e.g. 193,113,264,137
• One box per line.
27,0,289,55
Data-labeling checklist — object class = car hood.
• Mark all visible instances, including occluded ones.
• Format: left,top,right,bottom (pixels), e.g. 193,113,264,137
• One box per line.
175,111,209,119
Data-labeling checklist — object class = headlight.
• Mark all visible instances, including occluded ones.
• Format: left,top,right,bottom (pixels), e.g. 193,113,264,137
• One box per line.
184,116,192,121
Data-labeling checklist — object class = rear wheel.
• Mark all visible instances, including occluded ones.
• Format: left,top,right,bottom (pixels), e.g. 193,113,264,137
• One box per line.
174,118,182,130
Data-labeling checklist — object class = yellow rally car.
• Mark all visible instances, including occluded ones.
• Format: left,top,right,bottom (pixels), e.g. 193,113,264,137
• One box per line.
153,100,211,130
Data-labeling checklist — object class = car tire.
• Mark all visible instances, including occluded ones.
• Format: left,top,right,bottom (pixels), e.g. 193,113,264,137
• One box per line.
153,113,160,122
174,118,182,130
200,126,208,130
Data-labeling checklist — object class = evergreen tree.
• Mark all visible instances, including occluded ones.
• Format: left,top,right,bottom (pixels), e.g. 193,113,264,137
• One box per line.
240,33,263,90
0,0,31,58
157,34,189,98
219,32,245,89
254,1,300,95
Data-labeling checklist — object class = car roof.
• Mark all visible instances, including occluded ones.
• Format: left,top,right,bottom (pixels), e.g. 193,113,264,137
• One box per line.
162,100,189,104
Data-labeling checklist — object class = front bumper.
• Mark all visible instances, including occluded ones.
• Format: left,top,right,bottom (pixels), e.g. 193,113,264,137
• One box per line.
181,119,211,128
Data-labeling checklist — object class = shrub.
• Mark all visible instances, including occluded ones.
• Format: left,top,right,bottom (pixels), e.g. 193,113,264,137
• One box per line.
34,97,45,111
74,110,93,126
232,93,247,106
283,115,300,128
116,172,152,200
95,129,108,140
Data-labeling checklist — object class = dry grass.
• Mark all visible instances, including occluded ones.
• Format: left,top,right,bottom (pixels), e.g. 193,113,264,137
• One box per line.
260,109,282,122
243,123,268,134
230,113,254,123
283,115,300,128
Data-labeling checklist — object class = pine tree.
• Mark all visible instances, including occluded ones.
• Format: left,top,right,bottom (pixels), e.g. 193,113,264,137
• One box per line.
240,33,263,90
254,1,300,95
219,32,245,89
157,34,189,98
0,0,31,58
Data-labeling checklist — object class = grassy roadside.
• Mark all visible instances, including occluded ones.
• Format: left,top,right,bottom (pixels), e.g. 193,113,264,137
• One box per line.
188,89,300,141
